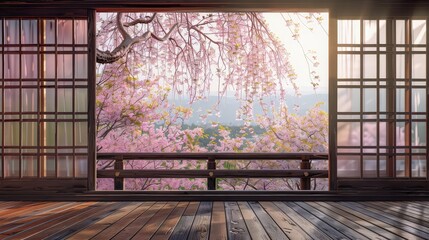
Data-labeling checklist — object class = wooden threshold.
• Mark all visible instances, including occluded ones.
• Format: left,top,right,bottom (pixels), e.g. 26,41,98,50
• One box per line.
0,190,429,201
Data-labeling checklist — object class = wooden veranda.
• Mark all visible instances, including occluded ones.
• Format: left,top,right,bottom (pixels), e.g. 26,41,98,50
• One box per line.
0,201,428,239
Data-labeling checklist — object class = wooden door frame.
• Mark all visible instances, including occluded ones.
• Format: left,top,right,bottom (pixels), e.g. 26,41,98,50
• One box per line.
1,1,429,193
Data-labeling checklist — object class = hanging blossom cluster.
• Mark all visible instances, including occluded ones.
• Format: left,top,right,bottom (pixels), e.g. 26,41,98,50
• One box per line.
97,12,302,121
282,13,325,91
95,12,328,191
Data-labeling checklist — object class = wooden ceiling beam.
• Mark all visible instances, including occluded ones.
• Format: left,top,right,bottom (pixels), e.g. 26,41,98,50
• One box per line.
1,0,429,17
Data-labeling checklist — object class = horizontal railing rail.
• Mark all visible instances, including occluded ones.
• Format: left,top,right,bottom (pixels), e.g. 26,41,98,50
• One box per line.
97,152,329,190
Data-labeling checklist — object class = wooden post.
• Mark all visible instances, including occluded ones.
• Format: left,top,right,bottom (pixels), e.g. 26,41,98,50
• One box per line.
114,156,124,190
300,158,311,190
386,19,395,178
207,157,216,190
87,9,97,191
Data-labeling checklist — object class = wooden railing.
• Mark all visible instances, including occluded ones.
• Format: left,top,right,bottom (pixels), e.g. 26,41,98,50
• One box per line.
97,152,328,190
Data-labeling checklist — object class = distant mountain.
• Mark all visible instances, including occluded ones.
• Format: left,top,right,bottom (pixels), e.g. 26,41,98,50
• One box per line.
169,94,328,125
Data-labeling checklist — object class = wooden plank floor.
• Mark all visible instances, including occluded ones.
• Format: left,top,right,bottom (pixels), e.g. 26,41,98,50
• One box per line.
0,201,427,239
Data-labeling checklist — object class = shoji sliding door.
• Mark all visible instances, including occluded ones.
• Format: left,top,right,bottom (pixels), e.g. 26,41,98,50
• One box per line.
331,16,429,190
0,10,95,192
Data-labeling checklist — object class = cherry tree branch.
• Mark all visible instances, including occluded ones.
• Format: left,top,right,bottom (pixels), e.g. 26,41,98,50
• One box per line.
123,13,157,27
96,13,178,64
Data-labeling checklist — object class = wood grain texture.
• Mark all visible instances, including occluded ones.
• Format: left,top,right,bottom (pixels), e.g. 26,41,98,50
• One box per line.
295,202,369,240
0,203,81,236
342,202,429,239
111,202,166,240
25,202,117,240
330,201,417,239
169,202,200,240
259,201,310,240
152,202,189,240
188,201,212,240
0,201,427,239
224,202,251,240
248,201,288,240
283,202,347,239
91,202,155,240
1,202,97,240
0,202,77,234
387,201,429,218
362,202,429,228
46,202,127,240
209,201,227,240
313,202,387,240
237,202,270,240
273,202,331,240
67,202,142,240
131,202,178,240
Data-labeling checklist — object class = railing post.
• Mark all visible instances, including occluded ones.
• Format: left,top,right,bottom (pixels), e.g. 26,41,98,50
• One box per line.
207,157,216,190
114,156,124,190
300,157,311,190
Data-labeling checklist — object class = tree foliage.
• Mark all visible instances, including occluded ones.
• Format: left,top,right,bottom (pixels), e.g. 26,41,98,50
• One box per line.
96,12,328,191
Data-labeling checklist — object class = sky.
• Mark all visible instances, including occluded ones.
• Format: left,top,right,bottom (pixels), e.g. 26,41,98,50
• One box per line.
264,12,329,95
